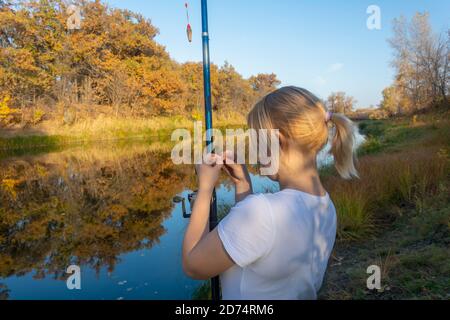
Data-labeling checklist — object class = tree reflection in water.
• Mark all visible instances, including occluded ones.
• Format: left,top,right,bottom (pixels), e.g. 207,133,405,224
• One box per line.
0,142,197,290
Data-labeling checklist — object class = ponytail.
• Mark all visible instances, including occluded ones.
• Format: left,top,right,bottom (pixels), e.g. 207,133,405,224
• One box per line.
329,113,359,180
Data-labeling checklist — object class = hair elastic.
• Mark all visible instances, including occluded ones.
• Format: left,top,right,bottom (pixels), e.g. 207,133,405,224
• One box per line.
325,111,333,123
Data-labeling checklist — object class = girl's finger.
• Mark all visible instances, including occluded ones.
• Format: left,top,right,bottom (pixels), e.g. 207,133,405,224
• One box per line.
205,153,225,166
215,154,225,165
222,165,233,177
222,150,236,164
204,153,217,165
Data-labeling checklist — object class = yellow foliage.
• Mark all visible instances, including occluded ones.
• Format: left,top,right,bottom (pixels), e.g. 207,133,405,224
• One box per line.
1,179,20,199
33,108,45,124
0,95,19,120
191,110,203,121
36,164,48,178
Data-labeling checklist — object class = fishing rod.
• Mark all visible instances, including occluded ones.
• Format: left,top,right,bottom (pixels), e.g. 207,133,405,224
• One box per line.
200,0,221,301
176,0,221,301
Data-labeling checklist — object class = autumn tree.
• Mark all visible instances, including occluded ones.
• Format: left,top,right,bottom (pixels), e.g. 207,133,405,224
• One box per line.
249,73,281,97
326,92,356,114
380,85,401,116
180,62,220,117
214,62,251,114
0,0,65,108
386,12,449,113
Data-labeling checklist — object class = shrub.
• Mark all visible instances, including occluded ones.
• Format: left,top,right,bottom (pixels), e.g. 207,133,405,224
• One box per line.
332,187,373,241
33,108,46,125
358,136,383,156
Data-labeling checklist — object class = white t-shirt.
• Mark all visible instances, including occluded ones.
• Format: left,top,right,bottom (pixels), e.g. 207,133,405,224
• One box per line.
218,189,337,300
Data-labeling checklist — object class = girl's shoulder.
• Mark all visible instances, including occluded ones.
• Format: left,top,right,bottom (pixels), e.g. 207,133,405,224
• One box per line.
235,193,271,211
238,191,296,209
227,193,275,224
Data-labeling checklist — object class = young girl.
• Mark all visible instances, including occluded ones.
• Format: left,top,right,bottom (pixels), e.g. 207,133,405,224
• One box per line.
182,86,358,300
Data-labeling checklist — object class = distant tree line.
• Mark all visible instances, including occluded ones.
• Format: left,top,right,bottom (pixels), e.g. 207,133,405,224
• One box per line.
0,0,280,125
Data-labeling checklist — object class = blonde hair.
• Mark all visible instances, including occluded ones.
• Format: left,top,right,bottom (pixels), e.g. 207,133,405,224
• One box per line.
247,86,358,179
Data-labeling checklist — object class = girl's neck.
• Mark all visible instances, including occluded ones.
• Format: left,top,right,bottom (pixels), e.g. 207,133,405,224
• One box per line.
278,152,327,197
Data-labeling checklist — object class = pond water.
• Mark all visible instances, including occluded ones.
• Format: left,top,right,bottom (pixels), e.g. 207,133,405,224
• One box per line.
0,132,364,300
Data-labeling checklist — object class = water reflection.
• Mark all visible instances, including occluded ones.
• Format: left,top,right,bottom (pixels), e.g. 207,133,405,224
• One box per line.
0,141,202,299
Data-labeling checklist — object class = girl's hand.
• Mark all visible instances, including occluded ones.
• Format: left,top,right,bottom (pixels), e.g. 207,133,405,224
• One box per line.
221,151,251,185
196,154,223,192
221,151,253,202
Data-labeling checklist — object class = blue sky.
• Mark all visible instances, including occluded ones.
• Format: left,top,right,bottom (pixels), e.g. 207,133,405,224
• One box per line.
106,0,449,108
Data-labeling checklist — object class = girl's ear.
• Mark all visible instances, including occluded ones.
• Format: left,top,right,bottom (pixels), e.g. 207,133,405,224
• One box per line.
278,132,287,152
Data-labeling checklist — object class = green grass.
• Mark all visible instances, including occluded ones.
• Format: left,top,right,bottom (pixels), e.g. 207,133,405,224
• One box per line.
192,281,212,300
0,135,72,159
320,189,450,300
358,120,389,138
358,110,450,156
333,190,373,241
0,134,174,160
0,135,69,149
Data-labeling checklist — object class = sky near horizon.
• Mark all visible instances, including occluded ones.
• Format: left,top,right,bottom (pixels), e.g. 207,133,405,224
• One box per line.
106,0,449,108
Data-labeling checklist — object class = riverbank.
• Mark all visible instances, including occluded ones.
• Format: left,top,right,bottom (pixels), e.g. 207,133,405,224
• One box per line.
0,114,247,152
319,109,449,299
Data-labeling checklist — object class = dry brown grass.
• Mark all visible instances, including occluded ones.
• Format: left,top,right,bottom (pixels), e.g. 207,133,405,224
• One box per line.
1,112,247,140
325,145,448,241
